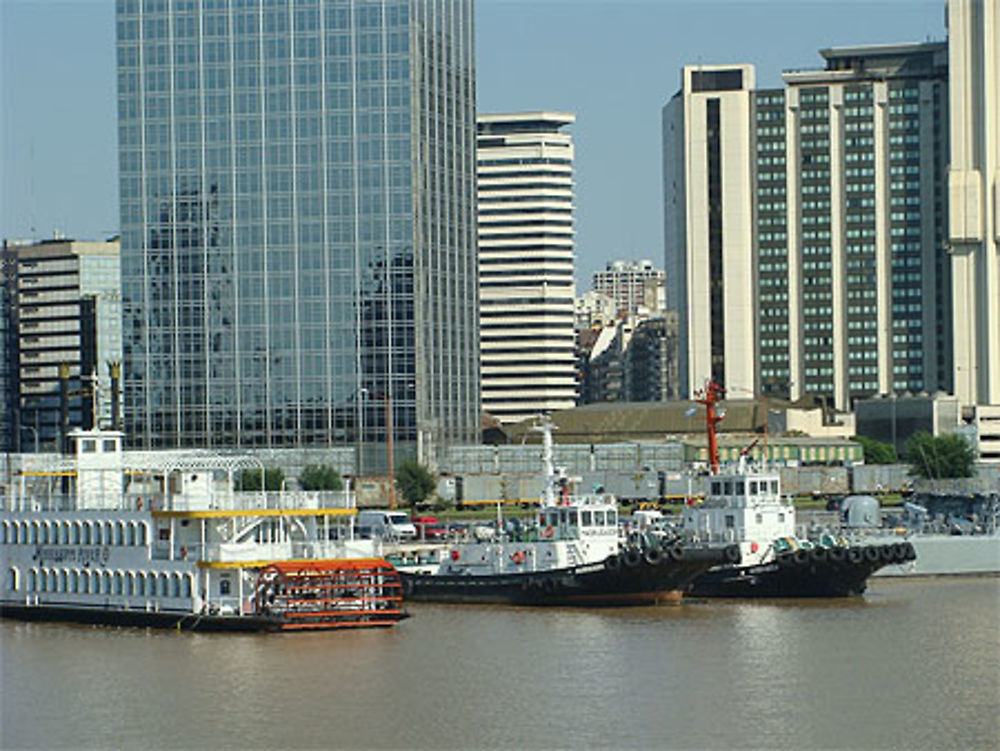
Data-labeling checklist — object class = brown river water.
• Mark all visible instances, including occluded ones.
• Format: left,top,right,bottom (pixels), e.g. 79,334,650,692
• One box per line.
2,577,998,750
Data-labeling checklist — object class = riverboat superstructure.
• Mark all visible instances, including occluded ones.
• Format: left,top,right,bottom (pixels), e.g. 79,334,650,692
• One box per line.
681,381,911,597
397,419,728,605
1,428,403,631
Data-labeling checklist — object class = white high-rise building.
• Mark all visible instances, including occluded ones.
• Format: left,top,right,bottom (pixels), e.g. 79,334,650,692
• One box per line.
663,65,757,399
477,113,578,423
948,0,1000,407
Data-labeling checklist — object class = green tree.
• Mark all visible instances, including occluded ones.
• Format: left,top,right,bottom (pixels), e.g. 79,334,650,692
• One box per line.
852,435,897,464
235,467,285,491
395,458,436,509
299,464,344,491
905,431,976,480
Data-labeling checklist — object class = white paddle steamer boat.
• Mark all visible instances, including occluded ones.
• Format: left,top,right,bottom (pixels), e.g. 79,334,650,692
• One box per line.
1,428,403,631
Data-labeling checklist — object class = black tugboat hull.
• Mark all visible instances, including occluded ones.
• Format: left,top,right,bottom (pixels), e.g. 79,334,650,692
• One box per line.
401,548,726,606
686,542,917,598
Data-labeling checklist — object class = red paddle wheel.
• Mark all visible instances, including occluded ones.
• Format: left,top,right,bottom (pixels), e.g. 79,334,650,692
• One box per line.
254,558,404,630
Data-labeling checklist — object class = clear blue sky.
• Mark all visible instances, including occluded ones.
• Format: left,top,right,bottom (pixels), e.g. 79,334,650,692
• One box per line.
1,0,946,285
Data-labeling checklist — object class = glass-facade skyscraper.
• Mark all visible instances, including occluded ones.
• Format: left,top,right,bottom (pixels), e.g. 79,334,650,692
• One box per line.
116,0,479,457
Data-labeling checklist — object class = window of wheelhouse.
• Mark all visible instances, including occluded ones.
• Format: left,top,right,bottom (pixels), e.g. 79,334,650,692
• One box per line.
581,510,592,527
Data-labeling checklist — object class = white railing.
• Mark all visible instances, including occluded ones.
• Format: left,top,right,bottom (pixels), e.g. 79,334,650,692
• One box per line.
1,489,357,514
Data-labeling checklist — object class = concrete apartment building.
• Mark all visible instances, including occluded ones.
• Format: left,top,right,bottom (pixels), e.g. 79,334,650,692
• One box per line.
116,0,479,458
477,112,578,423
3,237,122,451
663,64,758,400
592,259,666,318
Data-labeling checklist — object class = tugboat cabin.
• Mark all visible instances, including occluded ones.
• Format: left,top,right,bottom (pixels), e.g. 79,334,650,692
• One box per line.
682,470,796,552
537,496,619,543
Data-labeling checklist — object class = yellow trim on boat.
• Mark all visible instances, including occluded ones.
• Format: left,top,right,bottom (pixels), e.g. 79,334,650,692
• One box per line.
18,471,78,477
152,508,357,519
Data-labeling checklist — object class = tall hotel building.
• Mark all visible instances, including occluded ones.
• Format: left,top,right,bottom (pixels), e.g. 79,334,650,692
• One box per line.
115,0,479,454
663,65,757,399
477,113,578,423
664,44,951,410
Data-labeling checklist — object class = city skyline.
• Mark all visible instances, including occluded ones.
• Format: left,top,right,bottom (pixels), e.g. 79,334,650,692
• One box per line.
2,0,947,284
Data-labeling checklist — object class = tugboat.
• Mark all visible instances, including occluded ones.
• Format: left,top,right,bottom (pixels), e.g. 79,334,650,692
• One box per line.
397,419,731,606
682,381,914,598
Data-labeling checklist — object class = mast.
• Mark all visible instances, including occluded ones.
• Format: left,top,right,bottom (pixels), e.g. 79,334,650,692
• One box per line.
535,416,557,505
695,380,726,475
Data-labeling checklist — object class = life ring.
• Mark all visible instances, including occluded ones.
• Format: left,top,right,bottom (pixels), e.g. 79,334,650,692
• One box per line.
511,550,526,565
136,497,143,511
450,549,460,561
541,526,555,539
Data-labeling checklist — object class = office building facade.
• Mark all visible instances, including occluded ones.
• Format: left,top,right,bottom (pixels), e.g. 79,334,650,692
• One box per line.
477,112,578,423
776,43,950,410
116,0,479,456
4,237,122,451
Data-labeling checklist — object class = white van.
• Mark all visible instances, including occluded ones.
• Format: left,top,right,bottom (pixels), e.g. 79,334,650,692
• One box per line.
357,510,418,541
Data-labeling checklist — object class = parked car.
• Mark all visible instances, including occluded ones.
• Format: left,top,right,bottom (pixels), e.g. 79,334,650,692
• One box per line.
412,515,449,541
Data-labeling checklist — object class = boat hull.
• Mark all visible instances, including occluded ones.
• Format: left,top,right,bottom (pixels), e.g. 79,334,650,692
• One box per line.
686,543,914,598
400,548,725,606
0,602,404,632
